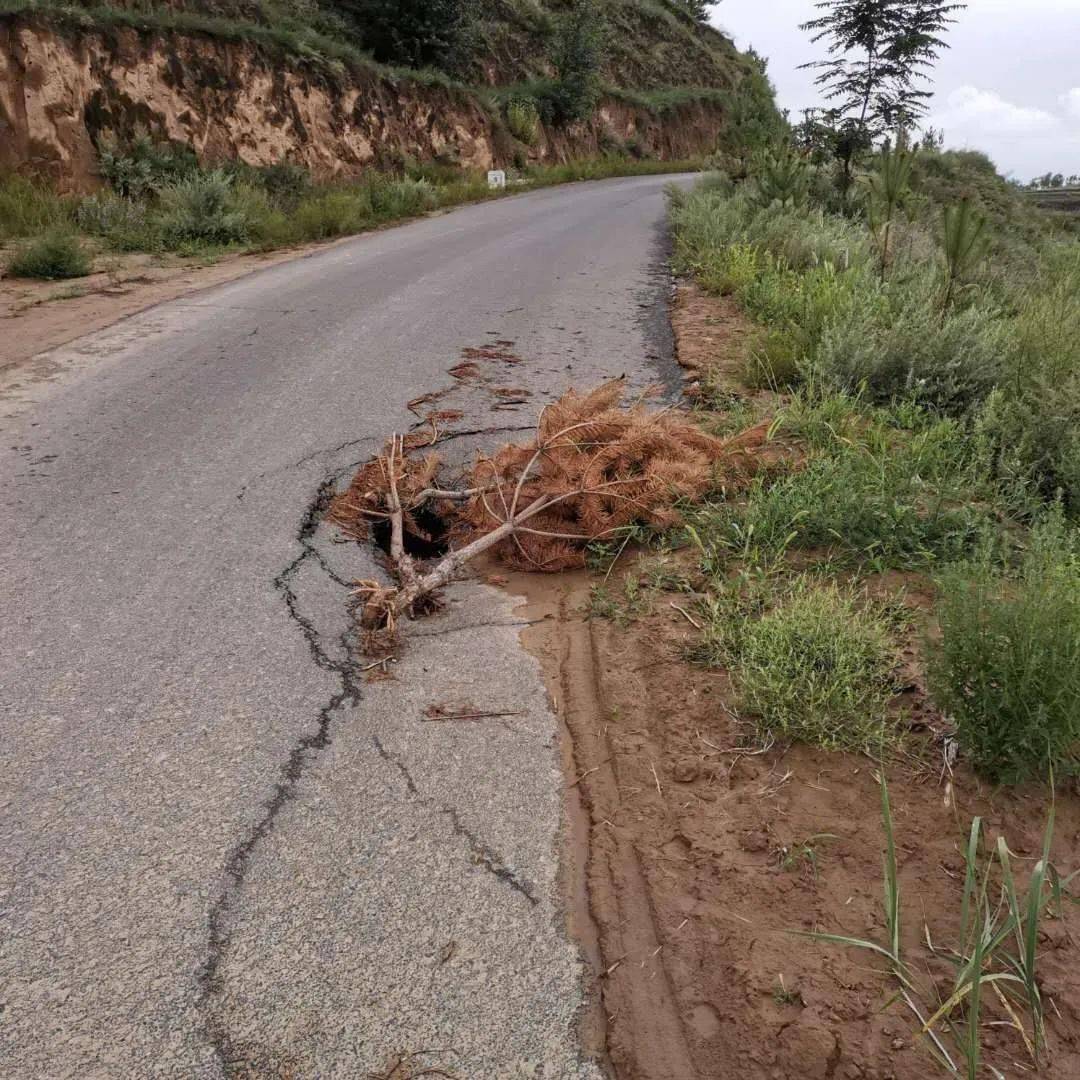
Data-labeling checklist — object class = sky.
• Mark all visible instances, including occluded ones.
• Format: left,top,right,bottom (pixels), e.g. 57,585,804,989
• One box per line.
710,0,1080,181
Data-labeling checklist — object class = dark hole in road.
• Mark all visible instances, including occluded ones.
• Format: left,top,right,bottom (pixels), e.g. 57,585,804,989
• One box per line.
371,503,451,560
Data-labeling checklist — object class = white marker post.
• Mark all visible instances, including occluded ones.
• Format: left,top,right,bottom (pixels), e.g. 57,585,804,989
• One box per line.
487,170,507,190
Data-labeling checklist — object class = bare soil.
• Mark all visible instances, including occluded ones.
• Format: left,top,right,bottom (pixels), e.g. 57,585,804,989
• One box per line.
510,565,1080,1080
0,244,322,389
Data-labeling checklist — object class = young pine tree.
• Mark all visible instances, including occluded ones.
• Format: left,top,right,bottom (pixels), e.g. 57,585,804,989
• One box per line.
801,1,964,187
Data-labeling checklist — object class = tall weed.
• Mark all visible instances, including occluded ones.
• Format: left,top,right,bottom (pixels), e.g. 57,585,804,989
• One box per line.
930,513,1080,782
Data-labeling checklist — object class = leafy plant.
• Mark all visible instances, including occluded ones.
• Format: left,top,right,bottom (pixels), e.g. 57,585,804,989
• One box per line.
97,129,197,199
334,0,478,72
546,0,608,125
801,1,966,187
75,191,156,251
506,97,541,146
6,230,91,279
156,170,250,246
929,513,1080,783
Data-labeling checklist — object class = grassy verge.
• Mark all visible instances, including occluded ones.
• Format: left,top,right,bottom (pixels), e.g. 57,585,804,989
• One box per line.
648,148,1080,784
1,152,701,280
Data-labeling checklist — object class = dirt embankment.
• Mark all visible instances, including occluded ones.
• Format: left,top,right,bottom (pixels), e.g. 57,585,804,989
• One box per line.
0,16,732,192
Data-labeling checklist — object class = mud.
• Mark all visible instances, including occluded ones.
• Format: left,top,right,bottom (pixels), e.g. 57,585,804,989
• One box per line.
510,565,1080,1080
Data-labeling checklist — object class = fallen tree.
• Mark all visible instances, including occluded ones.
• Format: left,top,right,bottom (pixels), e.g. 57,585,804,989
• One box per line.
331,381,772,646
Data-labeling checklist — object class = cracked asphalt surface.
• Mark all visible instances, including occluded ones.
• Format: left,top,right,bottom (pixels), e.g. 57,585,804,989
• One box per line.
0,174,691,1077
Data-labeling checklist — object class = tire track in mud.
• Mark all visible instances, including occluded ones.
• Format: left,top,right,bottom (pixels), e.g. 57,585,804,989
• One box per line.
517,576,700,1080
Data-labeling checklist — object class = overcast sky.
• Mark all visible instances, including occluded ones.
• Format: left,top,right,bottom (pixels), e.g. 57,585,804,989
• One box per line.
710,0,1080,181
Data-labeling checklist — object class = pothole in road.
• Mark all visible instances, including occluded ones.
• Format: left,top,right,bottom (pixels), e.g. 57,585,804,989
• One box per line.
370,503,451,560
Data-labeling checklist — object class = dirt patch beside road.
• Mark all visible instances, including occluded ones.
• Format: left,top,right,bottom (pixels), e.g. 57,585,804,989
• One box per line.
508,561,1080,1080
0,244,323,393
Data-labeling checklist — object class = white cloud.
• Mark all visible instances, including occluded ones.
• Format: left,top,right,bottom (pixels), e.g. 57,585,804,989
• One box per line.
1060,88,1080,121
930,87,1062,138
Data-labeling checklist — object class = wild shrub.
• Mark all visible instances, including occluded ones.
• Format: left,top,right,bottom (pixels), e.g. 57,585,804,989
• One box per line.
698,579,898,749
975,383,1080,518
814,276,1006,415
336,0,478,71
292,189,373,239
0,174,72,238
506,97,541,145
75,191,157,251
369,176,439,218
156,171,250,246
546,0,608,125
97,130,198,199
930,513,1080,782
6,231,92,279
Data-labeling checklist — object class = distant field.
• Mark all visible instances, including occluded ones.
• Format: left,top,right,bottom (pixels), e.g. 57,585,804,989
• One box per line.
1026,188,1080,213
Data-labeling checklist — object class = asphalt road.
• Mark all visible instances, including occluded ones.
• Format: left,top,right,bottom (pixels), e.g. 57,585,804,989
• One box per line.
0,174,690,1078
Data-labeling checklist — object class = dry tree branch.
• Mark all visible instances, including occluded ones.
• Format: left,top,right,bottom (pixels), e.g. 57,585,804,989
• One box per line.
336,382,777,645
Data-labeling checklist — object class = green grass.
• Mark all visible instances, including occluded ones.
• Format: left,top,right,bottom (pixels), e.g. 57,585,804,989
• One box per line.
6,230,92,278
693,576,899,750
692,391,994,571
0,173,73,238
929,514,1080,783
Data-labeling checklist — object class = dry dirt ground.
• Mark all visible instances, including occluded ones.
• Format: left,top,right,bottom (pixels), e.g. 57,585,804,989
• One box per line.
491,285,1080,1080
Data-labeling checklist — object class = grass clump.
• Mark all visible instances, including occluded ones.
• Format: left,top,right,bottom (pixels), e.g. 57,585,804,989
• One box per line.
506,97,541,145
930,514,1080,783
6,230,92,279
0,174,73,238
697,578,898,750
697,391,992,570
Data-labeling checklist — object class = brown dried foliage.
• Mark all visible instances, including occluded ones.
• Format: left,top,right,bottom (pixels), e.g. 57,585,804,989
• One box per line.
455,381,769,571
329,445,440,542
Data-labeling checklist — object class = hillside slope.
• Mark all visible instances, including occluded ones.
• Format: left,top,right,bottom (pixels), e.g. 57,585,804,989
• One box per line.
0,0,780,190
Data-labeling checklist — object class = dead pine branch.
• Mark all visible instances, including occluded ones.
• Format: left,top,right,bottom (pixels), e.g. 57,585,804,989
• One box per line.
331,381,774,650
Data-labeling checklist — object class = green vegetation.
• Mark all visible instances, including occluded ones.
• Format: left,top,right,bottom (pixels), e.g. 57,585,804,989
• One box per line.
6,230,92,279
696,579,898,750
506,97,540,145
667,131,1080,782
0,147,705,275
695,395,992,570
801,778,1075,1077
930,516,1080,783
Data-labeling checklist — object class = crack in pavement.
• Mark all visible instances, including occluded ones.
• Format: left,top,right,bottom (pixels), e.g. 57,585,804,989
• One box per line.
200,461,539,1073
198,475,363,1074
372,735,539,907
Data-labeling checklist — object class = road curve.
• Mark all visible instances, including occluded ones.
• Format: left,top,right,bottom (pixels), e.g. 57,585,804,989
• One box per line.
0,174,690,1078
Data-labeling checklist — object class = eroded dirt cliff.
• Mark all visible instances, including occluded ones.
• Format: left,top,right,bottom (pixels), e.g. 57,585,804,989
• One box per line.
0,16,732,191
